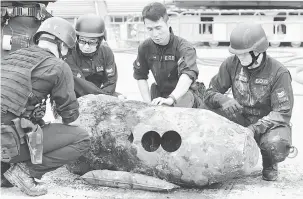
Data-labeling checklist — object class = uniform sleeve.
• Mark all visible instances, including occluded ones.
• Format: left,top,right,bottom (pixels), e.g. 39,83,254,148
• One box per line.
65,49,84,77
203,57,233,109
251,70,294,134
101,47,117,95
51,62,79,124
133,44,149,80
177,41,199,81
294,65,303,84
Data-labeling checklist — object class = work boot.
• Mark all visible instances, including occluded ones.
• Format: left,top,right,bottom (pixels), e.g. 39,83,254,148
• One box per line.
1,162,14,187
262,157,278,181
4,163,47,196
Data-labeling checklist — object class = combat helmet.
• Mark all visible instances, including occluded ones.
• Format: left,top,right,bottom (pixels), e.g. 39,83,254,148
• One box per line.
33,16,76,49
229,23,269,55
75,14,106,39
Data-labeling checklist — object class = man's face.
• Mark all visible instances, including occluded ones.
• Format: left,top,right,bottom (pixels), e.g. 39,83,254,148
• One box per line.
144,17,170,45
236,52,252,66
78,36,99,54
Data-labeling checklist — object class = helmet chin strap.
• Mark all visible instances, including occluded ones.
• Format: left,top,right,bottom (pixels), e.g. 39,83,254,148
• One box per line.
244,51,261,68
56,41,63,59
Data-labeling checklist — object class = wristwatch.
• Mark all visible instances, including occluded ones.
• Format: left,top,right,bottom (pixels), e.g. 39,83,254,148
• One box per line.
168,95,177,105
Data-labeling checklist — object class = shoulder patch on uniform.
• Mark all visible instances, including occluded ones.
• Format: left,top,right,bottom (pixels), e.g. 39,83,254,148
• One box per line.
177,57,185,66
276,88,286,99
275,87,291,110
106,66,115,77
134,59,141,69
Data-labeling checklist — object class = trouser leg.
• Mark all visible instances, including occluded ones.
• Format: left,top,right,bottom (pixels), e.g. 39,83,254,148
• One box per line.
8,123,90,179
174,90,195,108
255,125,291,181
258,125,292,163
1,162,13,187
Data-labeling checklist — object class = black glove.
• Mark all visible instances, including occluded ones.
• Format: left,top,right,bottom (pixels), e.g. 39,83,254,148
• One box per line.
221,99,243,117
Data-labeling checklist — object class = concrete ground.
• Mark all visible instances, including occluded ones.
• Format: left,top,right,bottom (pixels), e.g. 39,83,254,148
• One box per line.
1,46,303,199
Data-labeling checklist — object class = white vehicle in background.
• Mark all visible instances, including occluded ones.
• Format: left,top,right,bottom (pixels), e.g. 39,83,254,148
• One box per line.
105,0,303,48
170,9,303,48
46,0,303,48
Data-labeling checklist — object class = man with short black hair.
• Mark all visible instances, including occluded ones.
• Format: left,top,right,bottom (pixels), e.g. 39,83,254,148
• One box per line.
133,2,204,108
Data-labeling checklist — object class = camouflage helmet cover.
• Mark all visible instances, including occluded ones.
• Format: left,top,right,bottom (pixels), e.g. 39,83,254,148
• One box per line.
229,23,269,54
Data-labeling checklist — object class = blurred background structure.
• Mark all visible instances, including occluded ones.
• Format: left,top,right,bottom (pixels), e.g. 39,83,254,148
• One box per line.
47,0,303,48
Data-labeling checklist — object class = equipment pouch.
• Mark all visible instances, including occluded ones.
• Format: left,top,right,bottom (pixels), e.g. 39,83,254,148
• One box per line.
20,118,43,164
0,122,23,162
11,35,30,51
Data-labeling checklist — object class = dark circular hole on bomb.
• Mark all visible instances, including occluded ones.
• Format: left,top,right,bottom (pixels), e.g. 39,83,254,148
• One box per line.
161,131,182,152
141,131,161,152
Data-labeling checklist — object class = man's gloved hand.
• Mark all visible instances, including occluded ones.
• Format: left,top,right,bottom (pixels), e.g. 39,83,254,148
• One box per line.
221,99,243,117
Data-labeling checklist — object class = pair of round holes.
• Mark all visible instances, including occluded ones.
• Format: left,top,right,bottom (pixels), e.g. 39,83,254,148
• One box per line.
141,130,182,152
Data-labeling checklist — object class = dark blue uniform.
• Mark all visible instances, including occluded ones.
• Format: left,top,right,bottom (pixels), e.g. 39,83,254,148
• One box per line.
133,30,201,107
65,45,118,96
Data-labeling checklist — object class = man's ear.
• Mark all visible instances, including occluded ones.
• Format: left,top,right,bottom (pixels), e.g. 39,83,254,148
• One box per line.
167,18,171,25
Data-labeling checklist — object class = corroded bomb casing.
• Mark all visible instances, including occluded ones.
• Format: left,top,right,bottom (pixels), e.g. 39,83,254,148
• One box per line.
67,94,259,187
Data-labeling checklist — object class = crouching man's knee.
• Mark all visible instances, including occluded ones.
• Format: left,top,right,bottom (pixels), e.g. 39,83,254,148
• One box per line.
260,126,292,163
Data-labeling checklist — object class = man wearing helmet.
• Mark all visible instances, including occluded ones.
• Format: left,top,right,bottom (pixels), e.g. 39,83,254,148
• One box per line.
1,17,90,196
133,2,204,108
1,1,54,58
204,23,294,181
65,14,119,97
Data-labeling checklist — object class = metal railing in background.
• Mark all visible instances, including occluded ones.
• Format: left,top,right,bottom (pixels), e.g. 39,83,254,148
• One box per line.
105,9,303,48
